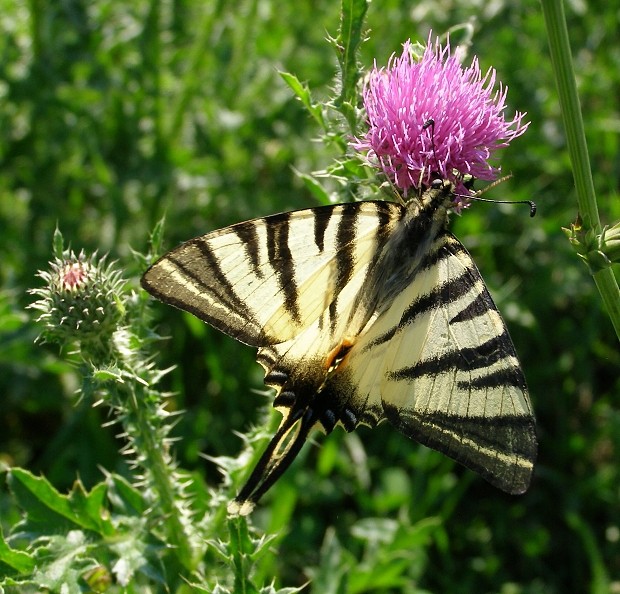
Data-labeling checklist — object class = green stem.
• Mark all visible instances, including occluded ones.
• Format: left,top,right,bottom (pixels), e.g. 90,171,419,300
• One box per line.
541,0,620,342
229,517,259,594
566,512,610,594
119,383,197,571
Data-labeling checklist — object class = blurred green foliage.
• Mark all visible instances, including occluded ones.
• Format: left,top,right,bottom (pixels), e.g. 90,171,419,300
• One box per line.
1,0,620,592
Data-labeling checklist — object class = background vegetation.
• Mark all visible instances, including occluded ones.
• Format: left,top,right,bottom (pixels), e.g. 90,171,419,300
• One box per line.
1,0,619,592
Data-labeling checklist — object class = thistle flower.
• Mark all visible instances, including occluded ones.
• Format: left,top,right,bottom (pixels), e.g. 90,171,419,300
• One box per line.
352,35,529,201
29,231,126,360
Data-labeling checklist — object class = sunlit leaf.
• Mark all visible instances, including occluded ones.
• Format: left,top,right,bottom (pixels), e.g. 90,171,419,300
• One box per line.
8,469,114,537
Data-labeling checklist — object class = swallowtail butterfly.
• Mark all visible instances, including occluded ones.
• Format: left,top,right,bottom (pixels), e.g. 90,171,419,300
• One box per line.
141,179,536,515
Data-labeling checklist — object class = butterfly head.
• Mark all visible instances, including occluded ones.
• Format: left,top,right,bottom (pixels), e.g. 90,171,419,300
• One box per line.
417,178,461,219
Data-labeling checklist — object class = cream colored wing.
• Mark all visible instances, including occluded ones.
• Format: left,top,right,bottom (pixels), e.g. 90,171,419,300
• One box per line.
324,232,536,494
141,201,402,347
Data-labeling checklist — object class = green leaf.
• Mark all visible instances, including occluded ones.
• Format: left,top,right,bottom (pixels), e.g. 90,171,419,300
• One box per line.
52,225,65,259
259,586,305,594
8,468,115,537
185,580,211,593
109,528,166,587
32,532,99,594
307,527,350,594
296,171,332,205
326,156,369,182
92,365,124,383
346,516,441,593
249,533,278,563
0,525,35,574
149,216,166,262
279,71,326,131
106,472,148,516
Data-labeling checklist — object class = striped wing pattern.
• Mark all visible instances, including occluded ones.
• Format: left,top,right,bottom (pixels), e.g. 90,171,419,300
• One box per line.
320,233,536,494
141,182,536,514
142,201,401,347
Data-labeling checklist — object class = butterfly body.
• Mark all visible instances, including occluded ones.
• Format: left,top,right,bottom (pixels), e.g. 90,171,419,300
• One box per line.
142,180,536,514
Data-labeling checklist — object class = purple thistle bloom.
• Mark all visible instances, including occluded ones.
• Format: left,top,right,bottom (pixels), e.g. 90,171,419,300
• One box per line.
352,35,529,203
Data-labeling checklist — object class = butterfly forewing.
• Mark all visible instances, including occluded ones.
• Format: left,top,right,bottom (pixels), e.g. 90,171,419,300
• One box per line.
142,201,402,347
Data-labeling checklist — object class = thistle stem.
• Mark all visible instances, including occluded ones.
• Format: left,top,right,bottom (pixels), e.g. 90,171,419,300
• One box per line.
113,382,198,571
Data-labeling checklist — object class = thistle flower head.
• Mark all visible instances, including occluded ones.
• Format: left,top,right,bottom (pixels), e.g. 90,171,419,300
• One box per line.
29,232,126,360
352,35,529,203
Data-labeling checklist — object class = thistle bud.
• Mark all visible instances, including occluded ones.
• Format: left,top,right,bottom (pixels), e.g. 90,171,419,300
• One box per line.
29,229,126,361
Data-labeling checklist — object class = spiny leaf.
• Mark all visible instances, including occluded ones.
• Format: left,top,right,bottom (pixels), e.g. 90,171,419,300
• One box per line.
52,225,65,259
92,365,124,383
8,468,114,537
149,216,166,261
32,532,99,594
109,527,166,587
106,472,148,516
0,525,35,574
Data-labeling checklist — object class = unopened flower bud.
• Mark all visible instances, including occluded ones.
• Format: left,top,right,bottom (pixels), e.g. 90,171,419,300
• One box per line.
29,231,126,360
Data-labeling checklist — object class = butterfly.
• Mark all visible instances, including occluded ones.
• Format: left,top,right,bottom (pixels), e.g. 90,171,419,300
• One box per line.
141,179,537,515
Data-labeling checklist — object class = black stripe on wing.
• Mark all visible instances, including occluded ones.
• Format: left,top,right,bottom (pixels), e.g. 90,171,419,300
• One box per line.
399,267,473,328
328,203,362,331
362,268,475,352
191,239,254,316
359,235,474,351
449,291,498,324
457,366,525,391
383,403,536,494
266,212,301,324
142,239,258,336
387,330,521,383
313,208,332,252
233,223,263,279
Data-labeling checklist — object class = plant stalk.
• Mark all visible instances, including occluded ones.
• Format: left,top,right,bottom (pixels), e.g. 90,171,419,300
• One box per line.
541,0,620,341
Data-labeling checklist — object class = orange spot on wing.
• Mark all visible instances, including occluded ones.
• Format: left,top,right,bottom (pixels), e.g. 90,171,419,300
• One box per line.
324,339,355,373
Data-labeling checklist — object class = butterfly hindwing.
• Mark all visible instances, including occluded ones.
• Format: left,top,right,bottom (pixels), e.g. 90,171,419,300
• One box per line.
307,231,535,495
379,233,535,494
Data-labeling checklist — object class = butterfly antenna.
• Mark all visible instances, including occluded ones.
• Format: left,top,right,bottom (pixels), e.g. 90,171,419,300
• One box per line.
468,195,536,217
465,175,537,217
423,119,441,177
